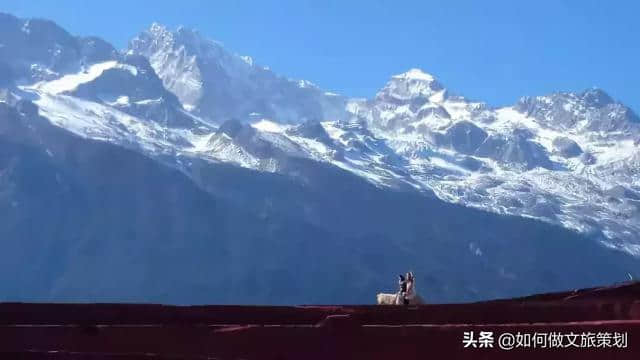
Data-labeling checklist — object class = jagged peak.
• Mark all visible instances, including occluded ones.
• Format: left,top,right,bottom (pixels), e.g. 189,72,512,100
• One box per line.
518,87,617,109
144,22,179,44
392,68,437,82
138,23,191,46
579,87,614,107
147,23,221,45
377,68,444,101
133,22,234,63
149,22,169,34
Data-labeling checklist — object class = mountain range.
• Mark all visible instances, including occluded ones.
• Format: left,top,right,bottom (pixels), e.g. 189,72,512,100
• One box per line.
1,12,639,304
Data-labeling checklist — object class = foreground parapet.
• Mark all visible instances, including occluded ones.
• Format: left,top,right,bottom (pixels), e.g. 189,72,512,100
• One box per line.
1,282,639,359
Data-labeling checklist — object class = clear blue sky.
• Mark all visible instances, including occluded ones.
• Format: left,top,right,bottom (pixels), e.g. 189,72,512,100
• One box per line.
3,0,639,112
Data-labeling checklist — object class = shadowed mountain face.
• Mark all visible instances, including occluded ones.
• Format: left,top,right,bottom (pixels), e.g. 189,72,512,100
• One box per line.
0,13,118,84
1,101,639,305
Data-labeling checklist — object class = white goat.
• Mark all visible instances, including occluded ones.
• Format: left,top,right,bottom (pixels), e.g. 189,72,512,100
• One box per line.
376,292,403,305
376,275,407,305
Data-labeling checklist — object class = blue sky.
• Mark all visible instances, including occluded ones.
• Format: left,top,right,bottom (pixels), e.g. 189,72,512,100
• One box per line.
3,0,639,111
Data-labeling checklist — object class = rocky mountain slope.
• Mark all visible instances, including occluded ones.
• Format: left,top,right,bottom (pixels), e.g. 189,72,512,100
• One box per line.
2,99,638,304
129,23,348,124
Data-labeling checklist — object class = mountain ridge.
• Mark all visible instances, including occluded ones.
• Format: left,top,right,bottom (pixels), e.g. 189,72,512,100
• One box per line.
2,13,638,255
1,12,640,305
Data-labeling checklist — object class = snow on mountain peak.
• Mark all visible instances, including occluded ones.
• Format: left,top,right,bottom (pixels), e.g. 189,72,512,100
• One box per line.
579,87,614,108
377,68,444,101
148,22,170,37
393,68,436,82
129,23,347,124
29,61,135,95
135,22,225,60
514,88,640,133
7,13,640,256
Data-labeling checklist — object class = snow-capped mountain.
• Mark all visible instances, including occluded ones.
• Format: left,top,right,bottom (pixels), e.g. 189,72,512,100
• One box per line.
0,13,118,84
2,14,639,258
2,13,640,304
4,96,638,305
347,68,640,254
128,23,348,124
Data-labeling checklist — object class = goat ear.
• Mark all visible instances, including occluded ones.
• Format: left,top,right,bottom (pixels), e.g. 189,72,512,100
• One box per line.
398,274,405,281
